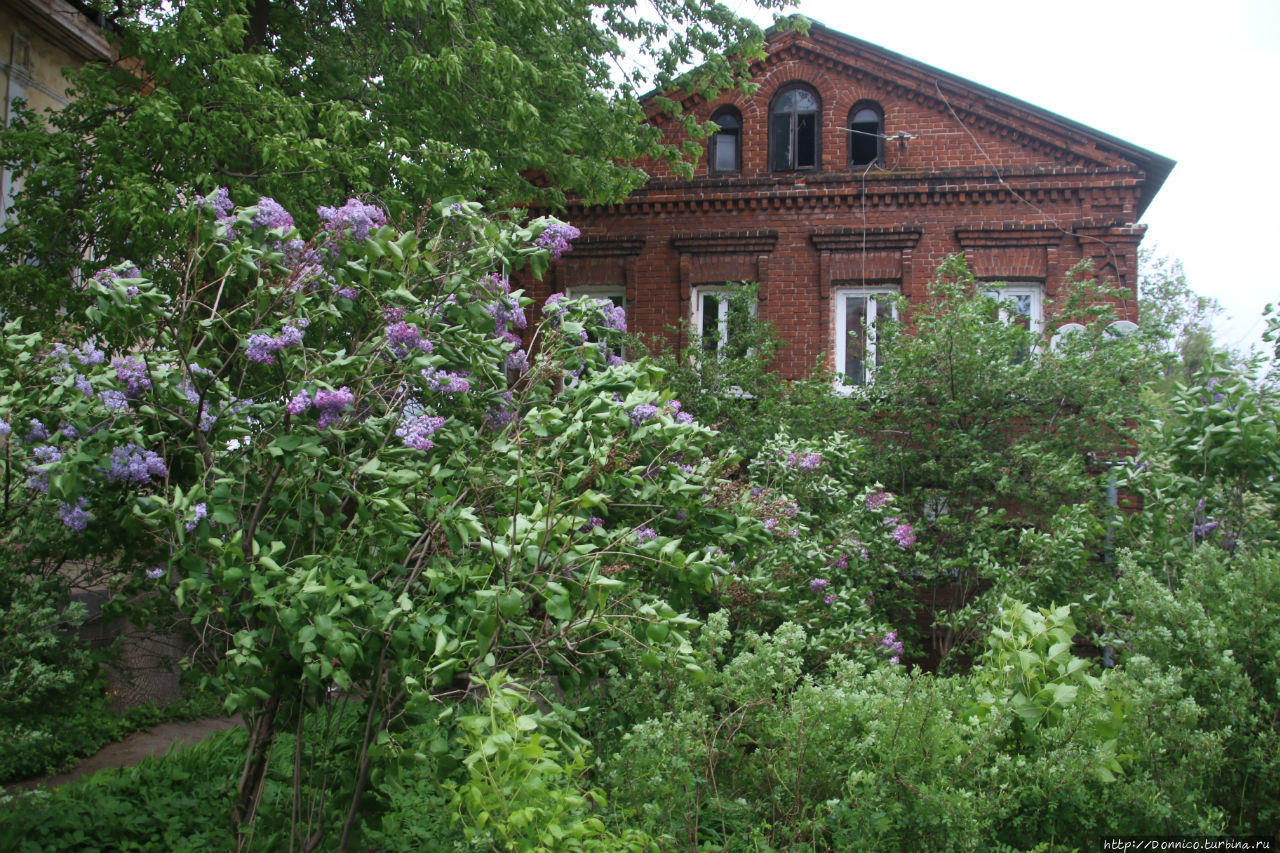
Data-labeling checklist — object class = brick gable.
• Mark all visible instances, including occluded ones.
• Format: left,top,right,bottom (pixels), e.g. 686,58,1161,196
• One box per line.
524,21,1173,380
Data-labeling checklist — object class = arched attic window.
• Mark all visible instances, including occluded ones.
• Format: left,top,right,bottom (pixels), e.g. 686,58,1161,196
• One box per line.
770,85,820,172
708,107,742,174
848,101,884,168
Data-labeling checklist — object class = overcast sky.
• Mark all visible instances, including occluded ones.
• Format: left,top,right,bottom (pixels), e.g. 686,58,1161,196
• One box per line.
725,0,1280,355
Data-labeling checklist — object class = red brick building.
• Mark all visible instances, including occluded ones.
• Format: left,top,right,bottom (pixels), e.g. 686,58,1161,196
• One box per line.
529,21,1173,384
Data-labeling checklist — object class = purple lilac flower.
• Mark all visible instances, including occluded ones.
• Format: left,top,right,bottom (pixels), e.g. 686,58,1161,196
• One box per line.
33,445,61,464
542,293,567,324
99,389,130,412
579,516,604,533
282,239,330,290
421,366,471,394
245,324,305,364
125,285,140,300
798,453,822,470
313,387,354,430
810,578,830,594
112,356,151,397
286,391,311,415
0,419,11,438
892,523,916,548
764,518,778,532
629,403,659,427
635,526,658,544
184,502,208,532
881,631,905,664
676,508,687,521
73,340,105,366
25,419,49,443
383,305,407,323
59,497,91,531
534,222,581,260
484,391,516,431
147,567,165,580
202,187,234,218
506,348,530,374
830,553,849,570
487,298,527,331
607,353,626,367
334,285,359,300
387,322,433,356
483,273,511,296
866,491,892,510
104,443,168,485
824,594,836,605
318,198,386,243
277,324,305,348
253,197,294,231
396,413,446,450
750,486,763,497
596,299,627,332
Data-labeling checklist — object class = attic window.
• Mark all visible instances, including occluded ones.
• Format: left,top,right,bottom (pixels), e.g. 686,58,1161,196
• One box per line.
848,102,884,167
770,85,820,172
709,108,742,174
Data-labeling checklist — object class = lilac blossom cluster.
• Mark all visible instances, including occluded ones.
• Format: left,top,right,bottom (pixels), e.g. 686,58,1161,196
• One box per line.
534,222,581,260
396,413,446,451
866,490,892,510
0,418,10,438
890,521,916,549
542,293,567,325
180,380,217,431
312,387,354,429
200,187,236,236
579,516,604,533
635,526,658,544
25,419,49,444
629,402,659,427
59,497,91,531
112,356,152,397
104,444,168,485
281,238,331,291
881,631,904,665
252,197,294,231
73,340,105,366
245,321,308,364
318,198,386,243
420,366,471,394
386,322,434,358
783,451,822,470
184,502,209,532
99,389,130,412
596,299,627,332
666,400,694,424
483,391,516,431
809,577,829,594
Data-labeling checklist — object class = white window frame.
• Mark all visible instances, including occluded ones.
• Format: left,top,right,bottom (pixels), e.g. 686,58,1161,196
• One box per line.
833,285,899,390
983,282,1044,335
691,284,756,357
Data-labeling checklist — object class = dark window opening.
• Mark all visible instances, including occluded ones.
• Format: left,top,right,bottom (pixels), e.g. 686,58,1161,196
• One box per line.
849,103,883,167
770,86,820,172
709,109,741,174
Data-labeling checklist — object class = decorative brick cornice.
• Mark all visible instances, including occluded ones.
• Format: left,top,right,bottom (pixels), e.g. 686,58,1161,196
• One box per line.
563,237,647,258
671,231,779,254
955,226,1064,248
811,228,921,252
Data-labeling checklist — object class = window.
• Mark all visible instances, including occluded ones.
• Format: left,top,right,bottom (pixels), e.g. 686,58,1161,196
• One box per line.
834,287,898,387
770,85,820,172
983,283,1043,335
848,101,884,168
708,108,741,174
692,285,755,358
984,283,1044,360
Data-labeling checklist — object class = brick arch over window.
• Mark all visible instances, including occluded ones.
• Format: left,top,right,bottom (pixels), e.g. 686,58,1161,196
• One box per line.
848,100,884,168
769,82,821,172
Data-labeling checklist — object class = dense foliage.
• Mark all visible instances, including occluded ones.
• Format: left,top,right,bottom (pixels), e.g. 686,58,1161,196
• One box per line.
0,0,791,325
2,199,1278,849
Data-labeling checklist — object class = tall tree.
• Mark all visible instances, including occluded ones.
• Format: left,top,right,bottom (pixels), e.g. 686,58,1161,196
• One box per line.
0,0,788,322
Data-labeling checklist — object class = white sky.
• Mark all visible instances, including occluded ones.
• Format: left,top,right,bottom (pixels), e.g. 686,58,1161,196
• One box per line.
726,0,1280,355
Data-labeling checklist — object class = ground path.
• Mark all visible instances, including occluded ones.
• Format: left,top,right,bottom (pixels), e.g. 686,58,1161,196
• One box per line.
4,716,240,794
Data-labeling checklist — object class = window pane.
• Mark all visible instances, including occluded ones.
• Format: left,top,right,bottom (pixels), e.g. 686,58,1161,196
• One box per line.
701,294,722,352
714,113,739,130
844,295,868,384
792,89,818,111
853,108,879,123
796,113,816,168
712,131,738,171
770,112,792,170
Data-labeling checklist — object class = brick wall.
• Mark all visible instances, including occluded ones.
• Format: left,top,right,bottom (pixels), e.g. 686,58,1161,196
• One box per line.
522,24,1167,379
